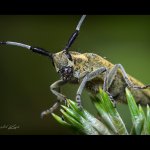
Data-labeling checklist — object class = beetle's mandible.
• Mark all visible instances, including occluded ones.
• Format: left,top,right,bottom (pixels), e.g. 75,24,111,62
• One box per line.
1,15,150,118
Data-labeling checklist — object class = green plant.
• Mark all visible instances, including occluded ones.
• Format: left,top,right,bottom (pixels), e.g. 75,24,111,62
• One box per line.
52,88,150,135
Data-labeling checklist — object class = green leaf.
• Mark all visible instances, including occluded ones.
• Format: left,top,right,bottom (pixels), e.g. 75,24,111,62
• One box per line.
81,109,112,135
60,107,99,135
52,88,150,135
142,105,150,134
146,105,150,134
126,88,145,135
60,109,83,129
61,105,81,122
91,95,117,134
126,88,139,117
92,88,128,135
52,113,71,127
66,99,111,134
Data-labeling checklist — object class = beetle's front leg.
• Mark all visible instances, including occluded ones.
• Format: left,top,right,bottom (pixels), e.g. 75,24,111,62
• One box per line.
76,67,107,109
41,80,67,118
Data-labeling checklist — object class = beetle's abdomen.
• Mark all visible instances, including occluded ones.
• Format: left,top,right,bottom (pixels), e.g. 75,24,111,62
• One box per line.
85,71,150,105
85,77,104,94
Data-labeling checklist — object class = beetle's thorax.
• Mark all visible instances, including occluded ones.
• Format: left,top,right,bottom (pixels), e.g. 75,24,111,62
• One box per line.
53,51,90,81
52,51,110,82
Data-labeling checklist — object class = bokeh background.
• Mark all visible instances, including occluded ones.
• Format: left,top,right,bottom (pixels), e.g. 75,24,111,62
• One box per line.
0,15,150,135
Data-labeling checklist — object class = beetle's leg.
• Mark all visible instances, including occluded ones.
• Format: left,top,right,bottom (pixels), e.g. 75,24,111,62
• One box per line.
102,67,118,107
76,67,107,109
103,64,150,91
41,80,67,118
103,64,150,107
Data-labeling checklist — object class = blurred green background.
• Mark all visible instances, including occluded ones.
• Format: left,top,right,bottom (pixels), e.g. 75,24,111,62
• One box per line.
0,15,150,135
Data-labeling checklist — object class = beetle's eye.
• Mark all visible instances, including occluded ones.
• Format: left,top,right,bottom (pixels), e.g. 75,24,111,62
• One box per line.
58,66,73,81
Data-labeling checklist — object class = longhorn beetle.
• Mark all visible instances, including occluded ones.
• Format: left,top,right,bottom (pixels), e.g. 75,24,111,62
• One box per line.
1,15,150,118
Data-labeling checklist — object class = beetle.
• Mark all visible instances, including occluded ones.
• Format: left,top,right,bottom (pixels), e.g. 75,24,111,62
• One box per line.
1,15,150,118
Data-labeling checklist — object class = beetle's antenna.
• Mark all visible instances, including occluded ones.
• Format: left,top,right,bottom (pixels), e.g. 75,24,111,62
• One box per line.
64,15,86,52
0,41,53,59
76,15,86,31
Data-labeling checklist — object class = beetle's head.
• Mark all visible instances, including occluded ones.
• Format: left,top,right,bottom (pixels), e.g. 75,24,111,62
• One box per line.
52,50,74,81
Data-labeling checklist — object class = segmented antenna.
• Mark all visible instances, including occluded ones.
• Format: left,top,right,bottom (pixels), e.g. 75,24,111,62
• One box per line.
64,15,86,52
0,41,53,58
0,15,87,59
76,15,86,31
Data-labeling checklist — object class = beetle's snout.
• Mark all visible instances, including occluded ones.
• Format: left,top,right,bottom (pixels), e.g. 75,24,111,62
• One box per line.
59,66,73,81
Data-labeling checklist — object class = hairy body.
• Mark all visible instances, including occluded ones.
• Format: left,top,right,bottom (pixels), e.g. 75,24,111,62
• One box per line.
59,51,150,105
